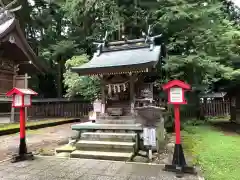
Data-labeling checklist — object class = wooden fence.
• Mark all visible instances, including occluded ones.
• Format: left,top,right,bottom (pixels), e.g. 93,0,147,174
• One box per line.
26,99,230,119
167,100,231,119
200,100,230,117
28,101,92,119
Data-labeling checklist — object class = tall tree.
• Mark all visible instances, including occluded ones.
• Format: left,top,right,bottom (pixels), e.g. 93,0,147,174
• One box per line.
19,0,240,100
154,0,238,92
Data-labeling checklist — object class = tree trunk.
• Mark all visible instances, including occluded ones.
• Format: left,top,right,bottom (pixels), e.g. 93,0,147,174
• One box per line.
56,60,62,98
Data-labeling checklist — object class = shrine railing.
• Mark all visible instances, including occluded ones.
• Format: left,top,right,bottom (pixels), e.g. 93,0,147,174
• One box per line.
28,99,92,119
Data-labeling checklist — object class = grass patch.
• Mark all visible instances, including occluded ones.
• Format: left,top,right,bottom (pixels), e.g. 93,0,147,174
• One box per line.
0,118,75,131
182,124,240,180
208,115,230,122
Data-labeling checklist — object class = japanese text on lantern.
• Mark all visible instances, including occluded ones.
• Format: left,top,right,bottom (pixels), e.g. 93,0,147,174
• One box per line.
170,87,183,103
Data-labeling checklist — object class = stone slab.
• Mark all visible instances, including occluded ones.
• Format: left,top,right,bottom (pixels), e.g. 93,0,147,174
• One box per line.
81,132,137,142
55,145,76,153
71,150,133,161
72,122,142,131
98,116,135,120
0,156,200,180
95,119,136,124
56,152,70,158
76,140,135,152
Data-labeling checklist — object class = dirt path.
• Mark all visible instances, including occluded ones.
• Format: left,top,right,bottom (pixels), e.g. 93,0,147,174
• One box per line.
0,123,78,161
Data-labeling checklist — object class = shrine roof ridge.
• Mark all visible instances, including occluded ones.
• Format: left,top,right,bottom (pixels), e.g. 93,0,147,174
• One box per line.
106,38,147,46
101,43,150,53
0,0,21,27
94,37,159,56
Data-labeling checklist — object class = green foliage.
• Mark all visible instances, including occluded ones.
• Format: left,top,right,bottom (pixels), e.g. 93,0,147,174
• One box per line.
64,0,121,35
182,118,208,129
21,0,240,98
182,125,240,180
154,0,240,92
164,113,175,132
63,55,100,100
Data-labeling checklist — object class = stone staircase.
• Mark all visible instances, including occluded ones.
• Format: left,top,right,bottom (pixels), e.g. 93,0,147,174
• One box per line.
95,115,136,124
56,115,142,161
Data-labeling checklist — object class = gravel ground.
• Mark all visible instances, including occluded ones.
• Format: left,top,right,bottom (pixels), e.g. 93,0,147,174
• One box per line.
0,123,78,161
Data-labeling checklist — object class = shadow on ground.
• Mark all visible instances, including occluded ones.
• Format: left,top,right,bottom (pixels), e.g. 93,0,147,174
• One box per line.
210,121,240,135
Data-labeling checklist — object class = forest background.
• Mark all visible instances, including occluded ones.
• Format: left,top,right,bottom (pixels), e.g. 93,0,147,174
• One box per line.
7,0,240,101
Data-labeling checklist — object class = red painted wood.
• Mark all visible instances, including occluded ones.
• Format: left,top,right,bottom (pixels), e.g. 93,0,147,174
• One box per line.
6,87,38,96
6,87,38,108
174,104,181,144
162,80,190,105
162,79,190,90
19,107,25,139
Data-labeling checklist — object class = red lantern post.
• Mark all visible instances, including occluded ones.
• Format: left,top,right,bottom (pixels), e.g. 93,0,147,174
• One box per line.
6,88,38,163
162,80,196,177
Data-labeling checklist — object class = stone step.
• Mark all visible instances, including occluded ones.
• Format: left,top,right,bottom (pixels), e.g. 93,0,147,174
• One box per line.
72,122,142,131
55,145,76,153
98,116,135,120
81,132,137,142
95,119,136,124
70,150,133,161
56,152,70,158
76,140,136,152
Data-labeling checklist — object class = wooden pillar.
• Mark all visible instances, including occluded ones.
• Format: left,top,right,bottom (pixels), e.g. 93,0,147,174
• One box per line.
100,78,106,114
130,73,135,115
11,73,30,122
10,65,18,123
230,96,236,122
24,73,28,121
10,71,16,123
57,62,62,98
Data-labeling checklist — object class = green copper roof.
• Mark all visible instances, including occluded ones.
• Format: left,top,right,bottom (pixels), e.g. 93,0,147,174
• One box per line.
71,45,161,75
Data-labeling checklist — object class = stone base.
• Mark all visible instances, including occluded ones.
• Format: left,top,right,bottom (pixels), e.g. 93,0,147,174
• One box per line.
71,150,133,161
11,152,34,163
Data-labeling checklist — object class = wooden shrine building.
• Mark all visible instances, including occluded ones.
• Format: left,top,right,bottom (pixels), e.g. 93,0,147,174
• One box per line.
68,34,167,161
0,6,47,122
71,36,165,117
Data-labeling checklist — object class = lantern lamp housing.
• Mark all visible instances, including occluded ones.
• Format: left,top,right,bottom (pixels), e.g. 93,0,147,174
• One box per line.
162,80,191,105
6,88,38,108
